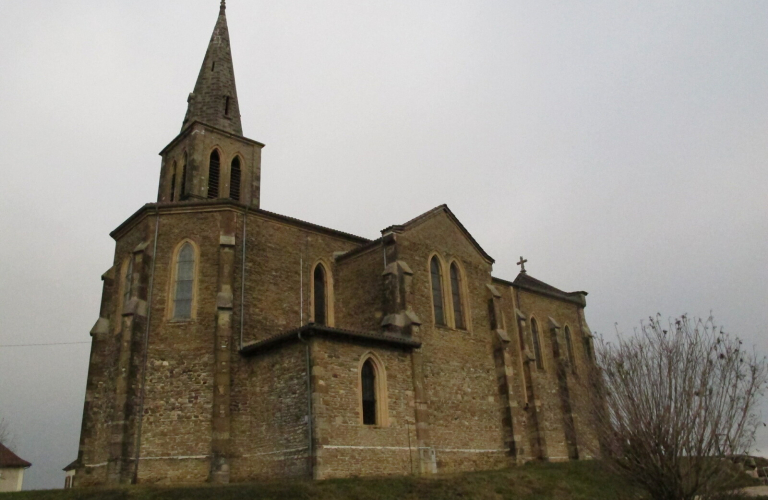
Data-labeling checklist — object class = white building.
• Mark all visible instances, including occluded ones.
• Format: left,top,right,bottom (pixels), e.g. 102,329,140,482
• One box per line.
0,443,31,492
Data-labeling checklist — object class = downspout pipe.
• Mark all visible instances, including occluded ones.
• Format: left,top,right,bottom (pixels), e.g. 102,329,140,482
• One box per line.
298,329,313,478
239,205,248,350
133,206,160,483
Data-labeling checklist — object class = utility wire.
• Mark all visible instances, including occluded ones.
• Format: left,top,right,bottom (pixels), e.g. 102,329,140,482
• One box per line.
0,341,91,348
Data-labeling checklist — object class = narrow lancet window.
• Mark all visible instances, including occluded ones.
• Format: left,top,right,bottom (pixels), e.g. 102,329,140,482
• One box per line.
225,96,230,116
430,257,445,325
230,157,241,201
208,150,220,199
180,154,188,199
173,243,195,319
361,359,377,425
169,161,177,202
313,264,327,325
450,263,465,329
531,318,543,369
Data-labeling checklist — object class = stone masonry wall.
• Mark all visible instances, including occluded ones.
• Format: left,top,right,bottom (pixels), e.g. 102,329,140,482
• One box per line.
394,213,511,473
312,337,418,479
230,341,310,481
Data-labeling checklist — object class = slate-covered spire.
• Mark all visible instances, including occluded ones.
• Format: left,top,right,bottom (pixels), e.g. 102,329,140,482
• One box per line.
182,0,243,135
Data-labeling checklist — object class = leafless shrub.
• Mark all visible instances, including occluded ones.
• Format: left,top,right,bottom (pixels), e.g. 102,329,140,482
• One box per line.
0,415,12,450
588,314,767,500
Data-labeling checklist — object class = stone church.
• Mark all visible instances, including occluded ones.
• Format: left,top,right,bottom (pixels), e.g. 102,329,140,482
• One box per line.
73,1,599,486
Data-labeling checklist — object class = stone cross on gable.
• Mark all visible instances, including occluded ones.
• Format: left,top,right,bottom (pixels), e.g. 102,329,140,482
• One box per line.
517,256,528,273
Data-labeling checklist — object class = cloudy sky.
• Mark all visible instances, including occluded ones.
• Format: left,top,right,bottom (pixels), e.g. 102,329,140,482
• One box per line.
1,0,766,490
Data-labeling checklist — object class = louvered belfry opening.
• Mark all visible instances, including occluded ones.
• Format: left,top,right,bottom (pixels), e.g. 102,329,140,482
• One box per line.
361,360,377,425
230,157,241,201
180,154,188,199
170,161,177,202
208,150,220,199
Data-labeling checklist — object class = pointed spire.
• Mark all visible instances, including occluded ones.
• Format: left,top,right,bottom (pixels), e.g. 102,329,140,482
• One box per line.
182,1,243,135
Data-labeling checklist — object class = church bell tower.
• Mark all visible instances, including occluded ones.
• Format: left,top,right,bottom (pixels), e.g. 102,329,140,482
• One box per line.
157,0,263,208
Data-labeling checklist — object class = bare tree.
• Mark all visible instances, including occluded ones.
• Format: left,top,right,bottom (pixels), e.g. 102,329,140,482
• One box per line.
589,314,768,500
0,415,12,449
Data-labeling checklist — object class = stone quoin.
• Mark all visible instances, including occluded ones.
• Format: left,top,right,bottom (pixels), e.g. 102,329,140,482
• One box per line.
72,2,600,486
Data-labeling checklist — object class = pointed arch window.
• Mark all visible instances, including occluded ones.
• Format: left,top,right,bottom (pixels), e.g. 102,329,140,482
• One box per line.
208,150,220,199
450,263,465,330
361,359,377,425
430,257,445,326
170,161,177,202
313,264,327,326
230,157,241,201
180,153,188,199
531,318,544,370
172,242,196,319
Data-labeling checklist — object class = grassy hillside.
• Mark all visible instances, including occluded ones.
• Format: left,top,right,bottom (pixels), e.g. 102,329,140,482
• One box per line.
4,461,764,500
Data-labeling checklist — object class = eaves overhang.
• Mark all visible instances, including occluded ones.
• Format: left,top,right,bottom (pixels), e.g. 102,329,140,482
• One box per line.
159,120,265,156
240,324,421,356
110,200,371,244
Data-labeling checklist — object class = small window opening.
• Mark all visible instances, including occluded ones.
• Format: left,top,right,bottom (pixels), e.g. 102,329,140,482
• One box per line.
313,264,327,325
224,96,230,116
362,360,377,425
208,150,220,199
230,157,241,201
211,61,216,72
430,257,445,325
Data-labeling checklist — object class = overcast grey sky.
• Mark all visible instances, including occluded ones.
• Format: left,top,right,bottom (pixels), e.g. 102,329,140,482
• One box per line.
1,0,766,490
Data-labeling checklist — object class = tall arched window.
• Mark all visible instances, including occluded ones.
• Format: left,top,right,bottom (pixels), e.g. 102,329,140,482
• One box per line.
122,258,133,308
313,264,327,325
173,242,196,319
531,318,544,370
169,161,177,202
430,257,445,326
208,150,220,199
361,359,377,425
450,263,465,329
230,157,241,201
564,326,575,371
180,153,188,199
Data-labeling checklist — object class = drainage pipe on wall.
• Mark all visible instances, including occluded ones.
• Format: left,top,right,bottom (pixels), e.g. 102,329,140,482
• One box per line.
133,206,161,483
239,205,248,350
298,329,313,478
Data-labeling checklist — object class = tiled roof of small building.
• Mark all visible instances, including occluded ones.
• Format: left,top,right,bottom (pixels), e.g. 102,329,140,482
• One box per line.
492,273,587,307
240,324,421,356
0,443,31,469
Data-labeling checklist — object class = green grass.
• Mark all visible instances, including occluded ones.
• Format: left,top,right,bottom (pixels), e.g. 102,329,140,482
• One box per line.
3,461,765,500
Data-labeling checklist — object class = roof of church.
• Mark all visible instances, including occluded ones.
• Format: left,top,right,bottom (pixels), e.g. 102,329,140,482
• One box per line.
63,460,77,472
381,204,494,264
181,0,242,135
110,201,371,244
0,443,31,469
240,324,421,356
493,273,587,306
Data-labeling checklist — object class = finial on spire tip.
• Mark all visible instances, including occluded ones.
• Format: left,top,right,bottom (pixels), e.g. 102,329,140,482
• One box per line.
220,0,226,12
